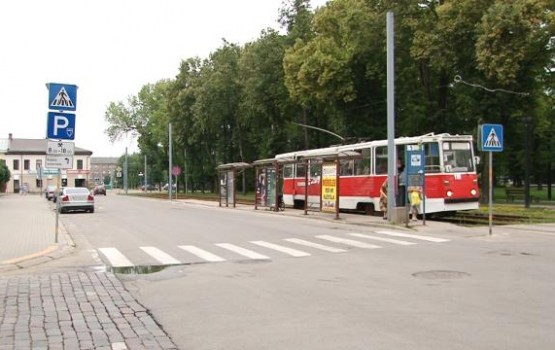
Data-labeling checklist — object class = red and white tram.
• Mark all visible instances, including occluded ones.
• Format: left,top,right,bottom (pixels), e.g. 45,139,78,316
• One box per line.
276,133,480,215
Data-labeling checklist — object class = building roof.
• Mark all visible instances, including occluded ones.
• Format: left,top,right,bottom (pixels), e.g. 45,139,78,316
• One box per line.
91,157,119,164
3,138,93,155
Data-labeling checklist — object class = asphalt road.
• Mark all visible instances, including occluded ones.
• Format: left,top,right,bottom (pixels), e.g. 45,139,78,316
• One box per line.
47,194,555,349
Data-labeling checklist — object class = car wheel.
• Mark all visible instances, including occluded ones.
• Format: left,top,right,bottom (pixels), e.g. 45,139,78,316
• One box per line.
89,208,95,213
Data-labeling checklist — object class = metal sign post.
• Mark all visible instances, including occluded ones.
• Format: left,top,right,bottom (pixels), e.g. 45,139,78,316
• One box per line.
46,82,77,244
479,124,504,236
406,146,425,226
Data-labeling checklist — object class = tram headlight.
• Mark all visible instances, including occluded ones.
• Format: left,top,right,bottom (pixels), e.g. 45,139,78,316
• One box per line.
446,190,453,197
470,189,477,196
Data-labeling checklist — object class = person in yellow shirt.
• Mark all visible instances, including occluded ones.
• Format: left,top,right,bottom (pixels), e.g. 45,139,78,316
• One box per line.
409,186,422,221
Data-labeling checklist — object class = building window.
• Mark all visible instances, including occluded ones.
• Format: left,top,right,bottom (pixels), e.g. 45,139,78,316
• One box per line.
77,159,83,170
13,159,19,170
36,159,42,171
24,159,30,170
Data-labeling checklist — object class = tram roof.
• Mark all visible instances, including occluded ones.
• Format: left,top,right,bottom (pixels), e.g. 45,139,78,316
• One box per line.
216,162,252,170
275,133,473,160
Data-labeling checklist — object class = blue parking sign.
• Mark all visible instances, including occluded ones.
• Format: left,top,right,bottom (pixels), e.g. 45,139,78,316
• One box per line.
47,112,76,140
481,124,504,152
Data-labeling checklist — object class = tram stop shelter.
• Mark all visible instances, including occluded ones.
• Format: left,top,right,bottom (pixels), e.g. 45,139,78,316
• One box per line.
251,158,292,212
216,162,251,208
282,149,361,220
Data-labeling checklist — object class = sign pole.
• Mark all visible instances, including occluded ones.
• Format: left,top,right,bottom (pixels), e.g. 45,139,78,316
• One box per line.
55,169,61,243
488,151,493,236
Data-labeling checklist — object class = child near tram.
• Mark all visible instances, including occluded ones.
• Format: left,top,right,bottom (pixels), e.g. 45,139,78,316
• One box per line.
409,186,422,221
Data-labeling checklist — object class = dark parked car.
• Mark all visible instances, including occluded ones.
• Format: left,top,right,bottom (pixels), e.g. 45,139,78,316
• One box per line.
93,185,106,195
141,184,158,191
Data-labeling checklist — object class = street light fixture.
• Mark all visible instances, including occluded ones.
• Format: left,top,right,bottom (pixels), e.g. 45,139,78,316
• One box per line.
138,172,144,191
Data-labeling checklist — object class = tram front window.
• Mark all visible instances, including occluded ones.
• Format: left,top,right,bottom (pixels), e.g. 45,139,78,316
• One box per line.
443,141,475,173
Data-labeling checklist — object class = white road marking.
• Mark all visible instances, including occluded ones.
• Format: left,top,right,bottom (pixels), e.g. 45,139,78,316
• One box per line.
348,233,416,246
284,238,347,253
250,241,311,257
375,230,450,243
98,248,134,267
178,245,226,262
215,243,270,260
139,246,181,265
111,342,127,350
315,235,382,249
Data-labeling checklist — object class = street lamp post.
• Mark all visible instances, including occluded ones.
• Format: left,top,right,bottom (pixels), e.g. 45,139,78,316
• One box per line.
523,116,532,209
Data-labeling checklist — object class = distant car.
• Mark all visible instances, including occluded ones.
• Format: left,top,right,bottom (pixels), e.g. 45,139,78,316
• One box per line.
162,183,176,191
141,184,158,191
58,187,95,214
93,185,106,195
45,185,57,201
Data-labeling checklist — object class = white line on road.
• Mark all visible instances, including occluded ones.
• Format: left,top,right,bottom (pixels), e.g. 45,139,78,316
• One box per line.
284,238,347,253
215,243,270,260
375,230,450,243
315,235,382,249
250,241,311,257
98,248,134,267
348,233,416,246
111,342,127,350
178,245,226,262
140,247,181,265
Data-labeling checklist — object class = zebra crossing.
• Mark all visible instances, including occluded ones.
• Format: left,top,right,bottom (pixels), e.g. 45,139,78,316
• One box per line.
97,231,451,268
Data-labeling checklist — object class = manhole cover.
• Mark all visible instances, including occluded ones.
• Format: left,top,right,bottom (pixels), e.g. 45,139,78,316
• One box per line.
412,270,470,280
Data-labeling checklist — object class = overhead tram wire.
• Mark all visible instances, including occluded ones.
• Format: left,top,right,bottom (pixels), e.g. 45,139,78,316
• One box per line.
453,75,530,96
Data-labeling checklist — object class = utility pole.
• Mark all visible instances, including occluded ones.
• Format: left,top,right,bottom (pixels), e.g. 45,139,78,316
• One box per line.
169,123,173,201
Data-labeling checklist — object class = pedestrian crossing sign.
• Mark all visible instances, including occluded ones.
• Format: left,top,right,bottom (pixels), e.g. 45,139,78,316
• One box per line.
47,83,77,111
480,124,503,152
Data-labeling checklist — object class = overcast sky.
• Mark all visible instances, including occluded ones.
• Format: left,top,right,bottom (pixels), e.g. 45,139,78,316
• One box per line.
0,0,327,157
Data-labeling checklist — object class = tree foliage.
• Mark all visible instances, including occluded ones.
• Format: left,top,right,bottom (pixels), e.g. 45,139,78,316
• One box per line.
104,0,555,193
0,159,10,185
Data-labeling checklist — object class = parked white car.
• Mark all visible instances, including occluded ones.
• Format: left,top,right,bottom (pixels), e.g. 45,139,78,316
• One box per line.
57,187,95,213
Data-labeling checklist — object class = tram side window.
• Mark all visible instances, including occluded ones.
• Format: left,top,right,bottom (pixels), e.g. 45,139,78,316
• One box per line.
310,161,321,177
340,159,354,176
375,146,388,174
424,142,440,173
354,149,370,175
283,164,294,178
296,163,306,178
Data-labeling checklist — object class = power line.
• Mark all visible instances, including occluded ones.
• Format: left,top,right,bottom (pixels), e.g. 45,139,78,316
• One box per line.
453,75,529,96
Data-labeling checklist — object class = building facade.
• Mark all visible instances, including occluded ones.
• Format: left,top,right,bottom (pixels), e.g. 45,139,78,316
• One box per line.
0,134,93,194
89,157,120,188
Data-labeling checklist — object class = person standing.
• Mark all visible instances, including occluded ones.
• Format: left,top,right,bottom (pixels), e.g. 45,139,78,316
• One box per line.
379,179,388,220
409,186,422,221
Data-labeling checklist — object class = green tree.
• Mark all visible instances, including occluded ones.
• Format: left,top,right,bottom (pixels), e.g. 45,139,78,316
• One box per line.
0,159,10,192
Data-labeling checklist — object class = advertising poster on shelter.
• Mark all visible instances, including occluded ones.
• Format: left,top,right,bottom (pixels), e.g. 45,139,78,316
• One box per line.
321,162,337,213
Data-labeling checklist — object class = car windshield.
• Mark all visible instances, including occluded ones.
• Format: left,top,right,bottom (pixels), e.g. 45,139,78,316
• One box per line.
65,188,90,195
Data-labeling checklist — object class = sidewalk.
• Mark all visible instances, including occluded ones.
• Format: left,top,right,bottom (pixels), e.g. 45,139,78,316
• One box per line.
0,193,73,271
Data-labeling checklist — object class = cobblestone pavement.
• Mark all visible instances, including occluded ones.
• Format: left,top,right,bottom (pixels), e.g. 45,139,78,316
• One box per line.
0,271,178,350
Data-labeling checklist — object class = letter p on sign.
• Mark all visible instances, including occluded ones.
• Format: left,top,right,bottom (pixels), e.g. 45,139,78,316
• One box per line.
47,112,76,140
